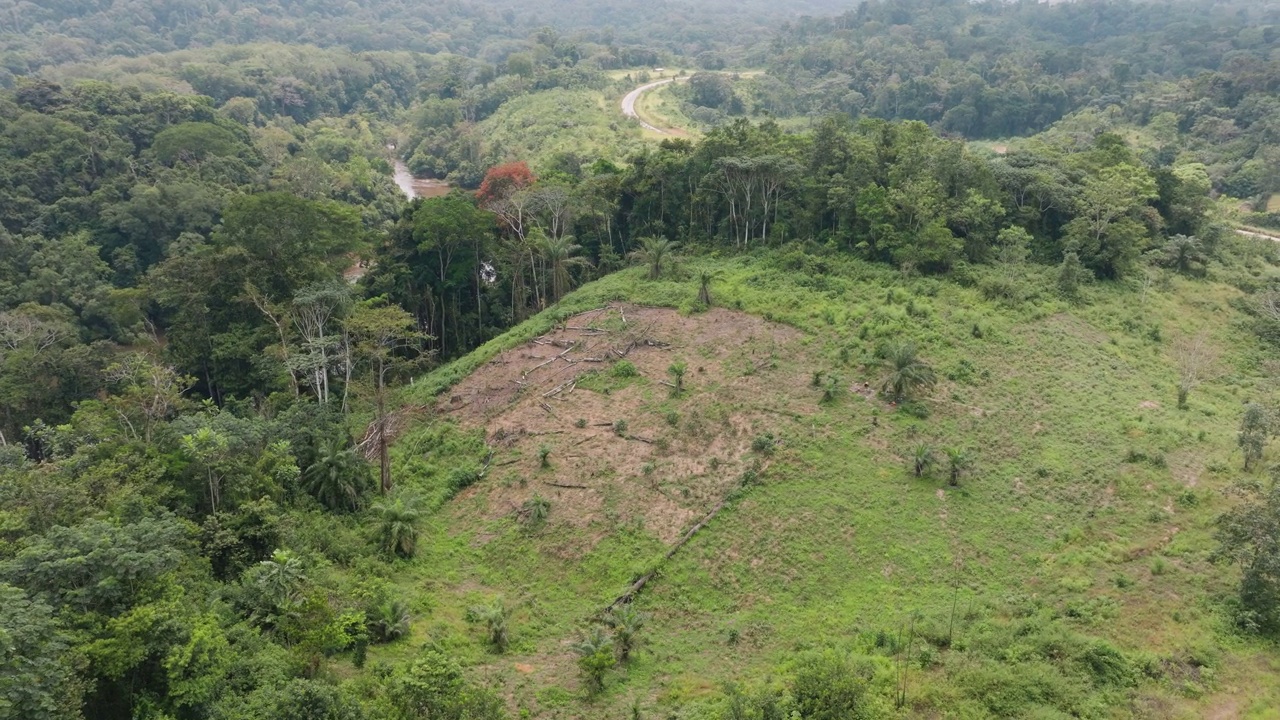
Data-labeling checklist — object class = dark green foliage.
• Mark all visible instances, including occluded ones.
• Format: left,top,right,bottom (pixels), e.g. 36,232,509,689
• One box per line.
751,433,776,455
248,679,366,720
1150,235,1208,276
1215,477,1280,635
199,499,283,580
367,600,413,643
1239,403,1272,471
632,236,678,280
303,437,371,512
605,604,647,662
1,516,187,615
518,495,551,529
877,342,937,403
372,498,421,558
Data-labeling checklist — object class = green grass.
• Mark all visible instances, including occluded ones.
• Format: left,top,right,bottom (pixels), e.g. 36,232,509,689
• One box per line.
475,87,646,173
353,248,1280,718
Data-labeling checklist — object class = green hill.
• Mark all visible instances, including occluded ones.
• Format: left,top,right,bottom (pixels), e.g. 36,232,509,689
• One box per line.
362,245,1280,718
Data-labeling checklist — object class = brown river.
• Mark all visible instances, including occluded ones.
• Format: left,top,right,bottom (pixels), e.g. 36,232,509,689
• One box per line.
392,159,451,200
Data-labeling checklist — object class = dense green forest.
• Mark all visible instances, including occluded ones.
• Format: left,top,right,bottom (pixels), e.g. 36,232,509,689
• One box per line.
3,1,1280,718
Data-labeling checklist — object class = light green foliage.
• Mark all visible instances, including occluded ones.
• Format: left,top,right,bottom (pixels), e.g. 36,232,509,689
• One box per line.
386,650,505,720
790,650,878,720
1057,251,1087,299
605,604,647,661
910,444,935,479
0,584,81,720
467,600,511,653
668,361,688,397
572,626,616,695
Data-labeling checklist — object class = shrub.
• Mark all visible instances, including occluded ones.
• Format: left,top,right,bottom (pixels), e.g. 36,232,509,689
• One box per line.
605,605,647,662
572,626,616,695
613,419,629,436
790,650,875,720
518,495,550,529
751,433,776,455
467,600,510,653
611,360,639,378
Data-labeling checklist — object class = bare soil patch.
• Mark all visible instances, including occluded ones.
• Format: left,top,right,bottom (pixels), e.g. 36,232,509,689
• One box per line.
439,304,813,548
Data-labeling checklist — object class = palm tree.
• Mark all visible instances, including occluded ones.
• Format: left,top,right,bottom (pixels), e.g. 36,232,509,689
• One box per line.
572,626,616,694
911,444,935,478
631,236,678,280
605,605,647,662
667,361,687,397
697,270,719,305
944,447,972,486
372,497,420,558
1151,234,1206,276
878,342,937,402
539,233,592,303
468,600,510,652
367,599,412,643
304,436,368,512
256,549,307,605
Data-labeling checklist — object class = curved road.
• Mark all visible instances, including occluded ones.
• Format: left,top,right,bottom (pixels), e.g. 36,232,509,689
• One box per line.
621,78,680,134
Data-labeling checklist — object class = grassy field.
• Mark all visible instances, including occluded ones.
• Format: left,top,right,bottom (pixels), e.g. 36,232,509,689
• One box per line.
351,246,1280,718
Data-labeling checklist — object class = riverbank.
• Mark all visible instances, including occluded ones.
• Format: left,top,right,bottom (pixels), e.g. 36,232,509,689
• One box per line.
392,159,450,200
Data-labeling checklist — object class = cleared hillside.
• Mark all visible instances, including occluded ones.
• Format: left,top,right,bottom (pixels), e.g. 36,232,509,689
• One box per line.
365,246,1280,718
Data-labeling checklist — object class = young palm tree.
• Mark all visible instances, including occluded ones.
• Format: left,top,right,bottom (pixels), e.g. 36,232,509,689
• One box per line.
367,599,412,643
697,270,719,305
944,447,972,486
605,605,647,662
303,436,368,512
539,233,592,303
878,342,937,402
469,600,510,652
371,497,420,558
631,236,678,280
911,443,935,478
1152,234,1206,276
667,361,687,397
572,626,616,694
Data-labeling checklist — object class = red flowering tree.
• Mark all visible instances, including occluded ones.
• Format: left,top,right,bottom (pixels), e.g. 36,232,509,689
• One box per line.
476,161,536,204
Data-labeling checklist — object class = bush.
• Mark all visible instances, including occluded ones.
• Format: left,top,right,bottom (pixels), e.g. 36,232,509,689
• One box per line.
790,650,876,720
751,433,776,455
611,360,639,378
